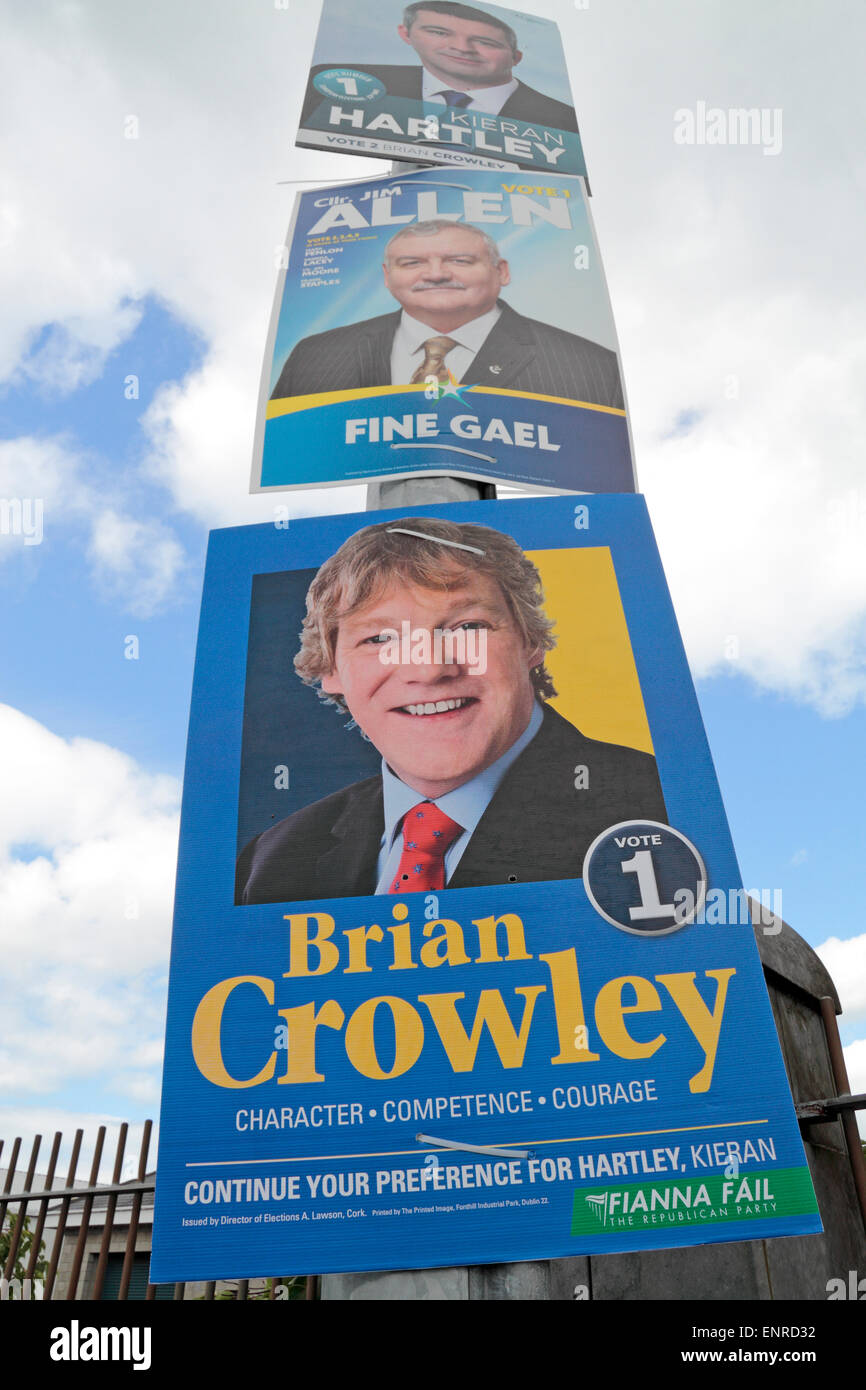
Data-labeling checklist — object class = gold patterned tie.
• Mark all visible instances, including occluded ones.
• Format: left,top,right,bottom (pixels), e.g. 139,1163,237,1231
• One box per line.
410,335,458,384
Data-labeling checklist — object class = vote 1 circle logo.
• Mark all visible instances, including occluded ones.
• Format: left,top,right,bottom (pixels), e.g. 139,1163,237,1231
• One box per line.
582,821,707,935
312,69,386,103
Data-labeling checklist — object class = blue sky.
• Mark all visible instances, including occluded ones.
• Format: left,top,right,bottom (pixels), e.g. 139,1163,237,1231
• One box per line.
1,0,864,1179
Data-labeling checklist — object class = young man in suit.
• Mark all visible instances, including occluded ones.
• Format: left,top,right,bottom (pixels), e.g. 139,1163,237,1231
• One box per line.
302,1,578,131
270,220,624,409
236,517,666,904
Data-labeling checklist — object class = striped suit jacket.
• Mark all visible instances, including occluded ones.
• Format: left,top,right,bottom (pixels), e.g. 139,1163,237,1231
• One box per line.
270,301,624,409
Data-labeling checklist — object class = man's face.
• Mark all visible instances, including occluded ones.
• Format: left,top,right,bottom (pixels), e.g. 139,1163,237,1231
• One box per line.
398,9,521,88
384,226,510,325
319,569,541,799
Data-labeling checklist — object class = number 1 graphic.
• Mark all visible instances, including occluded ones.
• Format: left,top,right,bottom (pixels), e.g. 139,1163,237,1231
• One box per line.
621,849,677,921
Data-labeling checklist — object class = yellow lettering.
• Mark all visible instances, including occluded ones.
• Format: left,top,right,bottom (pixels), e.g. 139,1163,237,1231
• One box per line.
344,997,425,1079
420,918,470,968
276,1000,345,1084
191,976,276,1089
388,920,418,970
539,949,601,1063
594,975,665,1060
343,923,384,974
282,912,340,977
655,968,735,1093
472,912,532,964
419,987,545,1072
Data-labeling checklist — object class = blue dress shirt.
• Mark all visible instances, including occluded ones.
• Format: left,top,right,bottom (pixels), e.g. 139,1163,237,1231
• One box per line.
375,700,544,894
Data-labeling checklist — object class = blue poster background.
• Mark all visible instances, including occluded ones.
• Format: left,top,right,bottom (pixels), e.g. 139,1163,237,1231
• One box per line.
254,169,632,494
151,496,819,1281
297,0,586,176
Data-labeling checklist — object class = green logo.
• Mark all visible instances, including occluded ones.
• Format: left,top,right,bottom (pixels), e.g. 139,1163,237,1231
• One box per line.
572,1168,818,1235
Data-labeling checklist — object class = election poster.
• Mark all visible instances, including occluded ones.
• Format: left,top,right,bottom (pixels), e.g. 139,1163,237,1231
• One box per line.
151,495,820,1282
296,0,587,177
252,168,634,495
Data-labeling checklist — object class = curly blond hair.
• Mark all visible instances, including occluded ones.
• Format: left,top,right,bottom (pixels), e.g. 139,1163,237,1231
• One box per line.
295,516,557,713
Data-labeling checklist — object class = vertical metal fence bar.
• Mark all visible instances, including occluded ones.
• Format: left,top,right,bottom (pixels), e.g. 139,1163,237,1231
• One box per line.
119,1120,152,1301
26,1130,61,1283
2,1132,41,1280
0,1135,22,1237
65,1126,106,1300
1,1118,314,1301
44,1129,83,1301
820,995,866,1231
91,1122,128,1301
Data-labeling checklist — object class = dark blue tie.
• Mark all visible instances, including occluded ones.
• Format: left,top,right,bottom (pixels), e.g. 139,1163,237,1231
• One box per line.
437,89,473,109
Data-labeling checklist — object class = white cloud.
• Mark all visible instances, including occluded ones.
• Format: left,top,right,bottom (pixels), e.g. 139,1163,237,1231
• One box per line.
2,0,866,701
0,436,185,614
0,704,177,1097
0,0,377,530
18,303,144,396
815,934,866,1023
563,2,866,715
0,1109,156,1184
87,508,186,617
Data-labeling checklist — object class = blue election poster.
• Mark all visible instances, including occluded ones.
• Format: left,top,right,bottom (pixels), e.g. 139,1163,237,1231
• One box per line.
252,168,633,495
296,0,587,177
151,496,820,1282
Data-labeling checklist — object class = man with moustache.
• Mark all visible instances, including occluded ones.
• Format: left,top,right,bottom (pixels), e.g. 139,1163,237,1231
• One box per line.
235,516,666,904
270,219,624,408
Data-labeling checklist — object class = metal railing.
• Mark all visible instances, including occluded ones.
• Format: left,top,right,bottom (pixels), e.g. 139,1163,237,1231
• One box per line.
0,1120,314,1301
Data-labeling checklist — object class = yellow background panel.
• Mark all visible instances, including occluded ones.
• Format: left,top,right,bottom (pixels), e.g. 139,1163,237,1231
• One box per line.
527,547,653,755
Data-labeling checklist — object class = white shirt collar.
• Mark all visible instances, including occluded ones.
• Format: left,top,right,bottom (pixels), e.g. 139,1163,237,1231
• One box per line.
396,304,502,356
421,67,519,110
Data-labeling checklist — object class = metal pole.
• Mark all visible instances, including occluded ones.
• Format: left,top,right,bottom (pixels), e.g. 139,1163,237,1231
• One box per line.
819,995,866,1232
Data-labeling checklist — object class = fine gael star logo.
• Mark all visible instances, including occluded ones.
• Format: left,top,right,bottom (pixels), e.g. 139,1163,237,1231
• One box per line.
425,369,475,404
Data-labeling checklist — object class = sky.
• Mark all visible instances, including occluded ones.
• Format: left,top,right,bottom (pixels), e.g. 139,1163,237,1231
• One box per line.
1,0,864,1189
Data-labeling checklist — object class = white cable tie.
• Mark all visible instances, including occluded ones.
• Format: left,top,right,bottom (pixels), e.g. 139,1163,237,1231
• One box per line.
416,1133,531,1160
389,443,497,464
386,528,485,556
381,177,472,191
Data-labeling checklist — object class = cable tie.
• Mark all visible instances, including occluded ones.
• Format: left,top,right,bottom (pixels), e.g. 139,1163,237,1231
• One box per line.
416,1133,531,1159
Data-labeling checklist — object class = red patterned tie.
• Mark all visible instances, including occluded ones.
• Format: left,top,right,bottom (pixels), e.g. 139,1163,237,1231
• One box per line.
389,801,464,893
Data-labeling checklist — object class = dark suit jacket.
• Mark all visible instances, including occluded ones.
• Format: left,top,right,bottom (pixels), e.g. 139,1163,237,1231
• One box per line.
271,300,623,409
236,705,666,904
302,62,578,135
